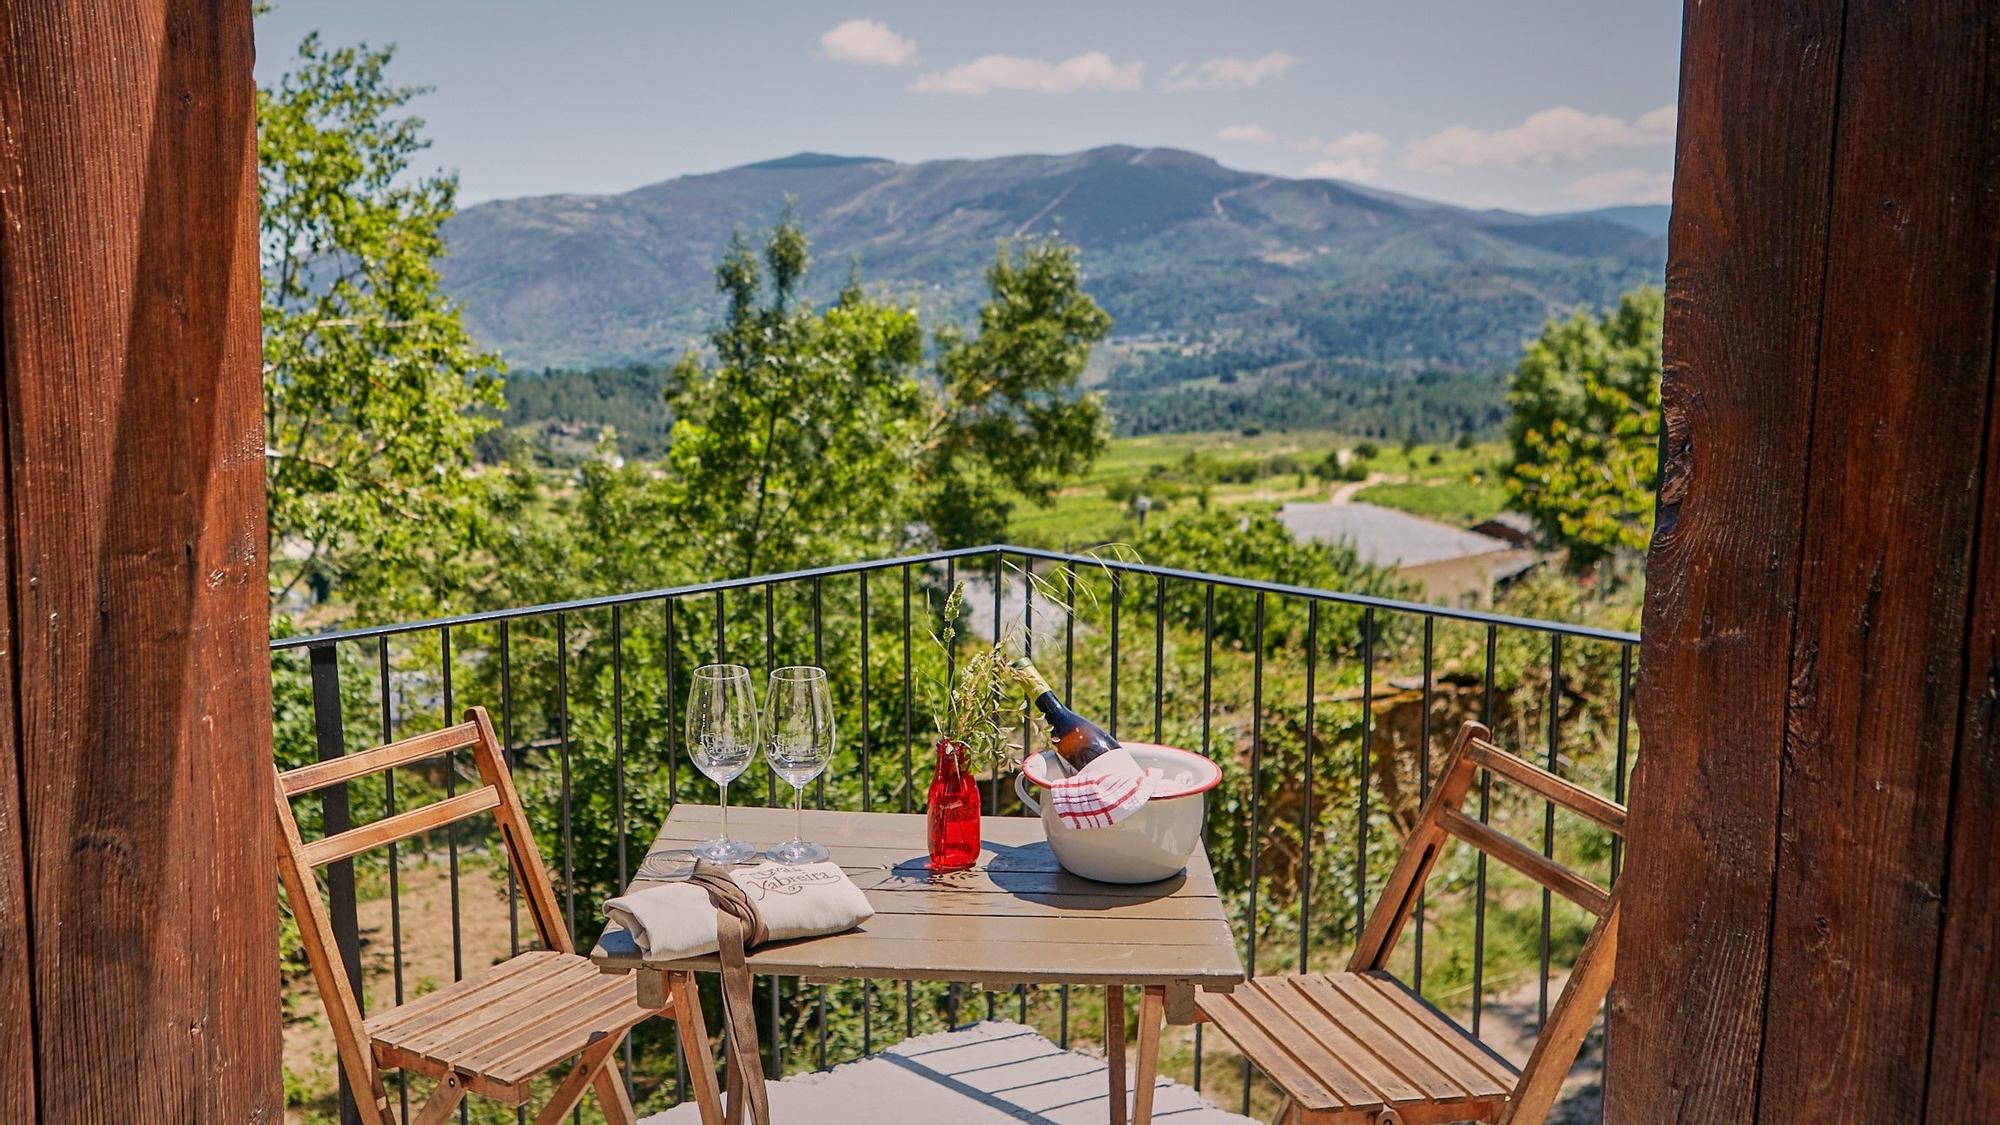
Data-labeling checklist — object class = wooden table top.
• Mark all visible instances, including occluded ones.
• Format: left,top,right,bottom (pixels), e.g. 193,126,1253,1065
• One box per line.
590,804,1245,990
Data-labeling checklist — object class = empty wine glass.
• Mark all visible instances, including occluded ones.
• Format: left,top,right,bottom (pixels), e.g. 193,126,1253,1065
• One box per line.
763,666,834,864
687,663,760,864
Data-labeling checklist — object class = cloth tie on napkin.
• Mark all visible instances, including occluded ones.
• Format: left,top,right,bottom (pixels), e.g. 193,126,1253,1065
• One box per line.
604,860,872,1124
1047,745,1158,828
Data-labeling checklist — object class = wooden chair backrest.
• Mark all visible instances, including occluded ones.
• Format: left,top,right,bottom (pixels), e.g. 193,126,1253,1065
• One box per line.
270,705,566,1124
1348,720,1624,1125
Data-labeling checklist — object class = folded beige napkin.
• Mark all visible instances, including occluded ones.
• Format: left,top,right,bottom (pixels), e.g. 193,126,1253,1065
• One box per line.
604,860,873,960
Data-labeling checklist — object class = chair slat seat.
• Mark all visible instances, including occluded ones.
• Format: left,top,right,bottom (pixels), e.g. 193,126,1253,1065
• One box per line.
273,706,723,1124
1195,722,1623,1125
366,951,653,1103
1199,971,1514,1124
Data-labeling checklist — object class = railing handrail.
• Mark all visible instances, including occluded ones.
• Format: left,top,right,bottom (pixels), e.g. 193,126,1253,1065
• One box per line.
269,542,1640,652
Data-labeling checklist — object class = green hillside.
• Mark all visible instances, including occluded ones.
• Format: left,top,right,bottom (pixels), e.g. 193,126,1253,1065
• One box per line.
441,146,1666,405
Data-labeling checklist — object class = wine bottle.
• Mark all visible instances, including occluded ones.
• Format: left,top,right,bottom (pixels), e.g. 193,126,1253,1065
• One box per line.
1010,657,1120,773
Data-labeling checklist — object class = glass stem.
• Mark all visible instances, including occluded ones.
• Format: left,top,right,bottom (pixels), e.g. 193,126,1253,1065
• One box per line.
720,779,731,842
794,784,805,843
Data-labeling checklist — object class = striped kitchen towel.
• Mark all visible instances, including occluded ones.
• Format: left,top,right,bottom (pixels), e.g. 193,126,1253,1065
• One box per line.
1047,746,1159,828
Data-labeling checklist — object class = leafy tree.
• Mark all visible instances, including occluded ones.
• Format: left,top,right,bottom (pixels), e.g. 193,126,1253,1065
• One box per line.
259,33,503,618
657,218,1108,579
662,222,929,577
923,238,1112,544
1503,287,1663,570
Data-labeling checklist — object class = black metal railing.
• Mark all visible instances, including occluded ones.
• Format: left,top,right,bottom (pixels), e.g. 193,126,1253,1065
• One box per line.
270,544,1638,1123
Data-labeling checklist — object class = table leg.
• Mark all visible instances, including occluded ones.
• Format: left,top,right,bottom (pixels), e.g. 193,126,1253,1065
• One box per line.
1133,987,1165,1125
670,971,725,1125
1107,985,1127,1125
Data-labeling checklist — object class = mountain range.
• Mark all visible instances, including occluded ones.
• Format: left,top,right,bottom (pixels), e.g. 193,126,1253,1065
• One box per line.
439,146,1665,433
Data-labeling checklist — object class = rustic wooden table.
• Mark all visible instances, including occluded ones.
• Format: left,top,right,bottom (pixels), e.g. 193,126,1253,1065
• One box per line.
592,803,1244,1125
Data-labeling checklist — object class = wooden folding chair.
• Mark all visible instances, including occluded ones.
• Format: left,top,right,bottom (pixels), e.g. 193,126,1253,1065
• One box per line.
273,705,725,1125
1196,720,1623,1125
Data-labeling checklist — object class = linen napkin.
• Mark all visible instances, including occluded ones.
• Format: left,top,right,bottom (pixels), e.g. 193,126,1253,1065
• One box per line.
603,860,873,960
1046,745,1158,828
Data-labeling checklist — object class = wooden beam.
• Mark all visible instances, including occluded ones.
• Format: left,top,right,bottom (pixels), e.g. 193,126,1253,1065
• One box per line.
1613,1,1847,1117
1757,2,2000,1118
0,0,277,1118
1925,273,2000,1118
1620,1,2000,1121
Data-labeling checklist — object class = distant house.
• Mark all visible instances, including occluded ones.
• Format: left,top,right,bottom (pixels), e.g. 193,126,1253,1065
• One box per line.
1277,501,1542,604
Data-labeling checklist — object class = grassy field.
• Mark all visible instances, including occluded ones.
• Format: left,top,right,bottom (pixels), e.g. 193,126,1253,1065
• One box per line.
1004,430,1513,548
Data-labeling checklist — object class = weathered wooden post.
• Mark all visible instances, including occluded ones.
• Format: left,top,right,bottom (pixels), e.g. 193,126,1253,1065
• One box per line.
1615,1,2000,1120
0,0,281,1118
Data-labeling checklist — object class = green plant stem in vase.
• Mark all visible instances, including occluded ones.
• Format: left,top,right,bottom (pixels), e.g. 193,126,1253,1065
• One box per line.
924,582,1025,870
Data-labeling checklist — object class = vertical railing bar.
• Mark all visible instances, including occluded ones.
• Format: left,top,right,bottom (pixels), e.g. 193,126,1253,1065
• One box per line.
500,622,520,958
813,575,825,809
715,588,726,663
498,625,525,1125
307,644,362,1125
816,578,830,1062
1472,624,1496,1037
1606,642,1634,1076
1152,574,1165,744
859,574,875,1054
613,606,628,887
1355,607,1374,939
1108,572,1121,737
902,565,914,1044
902,565,914,814
1020,557,1033,1025
557,612,576,937
1300,600,1317,975
377,638,408,1121
666,597,680,807
440,628,467,1125
612,605,633,1095
990,553,1004,811
984,553,1001,1024
1415,615,1433,995
1243,589,1266,1115
1540,634,1561,1030
766,585,777,805
441,627,463,988
860,572,872,815
1194,581,1214,1091
1061,565,1077,1049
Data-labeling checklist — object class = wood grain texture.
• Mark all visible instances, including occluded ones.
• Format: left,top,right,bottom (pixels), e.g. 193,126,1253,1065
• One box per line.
0,0,277,1119
0,265,30,1124
1612,0,1845,1118
1759,2,2000,1118
1925,305,2000,1120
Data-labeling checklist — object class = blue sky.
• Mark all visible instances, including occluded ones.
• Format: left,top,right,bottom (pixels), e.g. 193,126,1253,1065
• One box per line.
255,2,1683,213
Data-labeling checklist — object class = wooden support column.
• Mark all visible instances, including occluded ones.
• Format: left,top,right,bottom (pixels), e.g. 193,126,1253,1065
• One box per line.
1614,1,2000,1121
0,0,280,1120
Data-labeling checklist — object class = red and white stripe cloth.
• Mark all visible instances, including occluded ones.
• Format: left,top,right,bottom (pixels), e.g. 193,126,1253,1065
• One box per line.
1047,746,1159,828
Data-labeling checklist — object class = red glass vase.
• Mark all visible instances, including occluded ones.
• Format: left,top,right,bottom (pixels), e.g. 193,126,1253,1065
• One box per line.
926,740,982,872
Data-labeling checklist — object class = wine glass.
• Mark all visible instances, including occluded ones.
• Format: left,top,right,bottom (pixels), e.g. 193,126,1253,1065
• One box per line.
686,663,760,864
763,666,835,864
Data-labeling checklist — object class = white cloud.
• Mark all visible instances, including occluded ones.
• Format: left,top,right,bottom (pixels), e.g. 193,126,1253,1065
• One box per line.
820,19,917,67
912,51,1142,95
1217,123,1278,145
1565,168,1675,205
1297,131,1391,181
1162,51,1297,92
1403,104,1677,173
